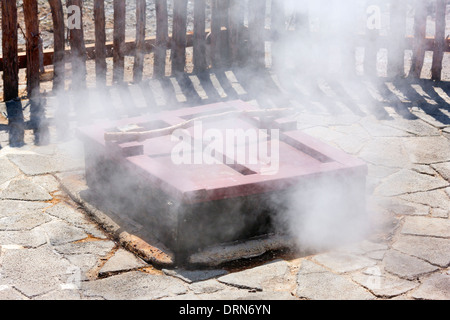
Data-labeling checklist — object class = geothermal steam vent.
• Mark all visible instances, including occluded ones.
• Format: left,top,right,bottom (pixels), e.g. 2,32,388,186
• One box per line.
78,100,367,263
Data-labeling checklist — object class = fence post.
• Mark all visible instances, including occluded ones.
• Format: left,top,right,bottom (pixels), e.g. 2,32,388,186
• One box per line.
193,0,207,72
67,0,87,89
154,0,168,78
24,0,49,145
388,0,407,78
431,0,446,81
133,0,147,83
228,0,245,68
48,0,65,91
113,0,126,83
248,0,266,70
1,0,24,147
94,0,107,86
410,0,427,79
172,0,188,75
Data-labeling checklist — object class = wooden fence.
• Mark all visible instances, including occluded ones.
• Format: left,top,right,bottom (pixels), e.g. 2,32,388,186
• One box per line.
1,0,449,146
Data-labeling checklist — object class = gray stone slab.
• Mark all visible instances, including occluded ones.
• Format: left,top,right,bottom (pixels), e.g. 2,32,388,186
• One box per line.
0,208,53,231
39,220,88,246
81,271,187,300
359,138,412,169
7,153,83,176
217,260,291,292
44,202,108,239
392,235,450,268
163,268,228,284
296,260,374,300
411,273,450,300
31,175,60,193
352,269,418,298
312,252,377,274
0,229,47,248
402,136,450,164
383,250,439,280
99,249,148,275
0,179,53,201
0,286,29,300
0,246,74,297
375,169,449,197
188,279,229,294
53,239,116,256
0,158,21,186
401,216,450,238
0,200,49,216
399,189,450,210
431,162,450,181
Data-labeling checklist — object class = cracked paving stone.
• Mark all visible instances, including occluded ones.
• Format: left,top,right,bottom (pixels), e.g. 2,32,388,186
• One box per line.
392,234,450,268
359,138,412,169
0,208,52,232
374,169,449,197
0,158,21,187
0,179,53,201
99,249,148,275
352,268,418,298
0,229,47,248
382,250,438,280
312,252,377,274
217,260,291,292
296,260,374,300
399,189,450,210
402,136,450,164
53,240,116,256
81,271,187,300
401,216,450,238
411,273,450,300
431,162,450,181
7,153,83,176
0,245,74,297
39,220,88,246
163,268,228,284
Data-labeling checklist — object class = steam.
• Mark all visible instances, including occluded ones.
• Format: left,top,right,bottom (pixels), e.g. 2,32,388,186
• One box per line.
47,0,411,257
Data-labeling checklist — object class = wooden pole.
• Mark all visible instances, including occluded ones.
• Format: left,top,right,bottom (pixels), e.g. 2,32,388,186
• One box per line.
94,0,107,86
67,0,87,89
388,0,407,78
193,0,207,72
1,0,24,146
24,0,49,145
133,0,147,83
228,0,245,67
48,0,65,91
248,0,266,70
1,0,19,101
410,0,427,79
113,0,126,83
154,0,169,77
172,0,188,75
431,0,446,81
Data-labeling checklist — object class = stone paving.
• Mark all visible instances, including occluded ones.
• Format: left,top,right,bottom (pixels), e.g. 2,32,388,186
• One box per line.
0,80,450,301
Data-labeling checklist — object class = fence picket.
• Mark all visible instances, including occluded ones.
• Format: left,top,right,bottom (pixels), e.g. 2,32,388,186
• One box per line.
113,0,126,83
134,0,147,83
94,0,107,86
154,0,169,77
432,0,447,81
172,0,189,75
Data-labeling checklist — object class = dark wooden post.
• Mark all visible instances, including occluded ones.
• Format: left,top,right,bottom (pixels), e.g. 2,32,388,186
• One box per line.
193,0,207,72
1,0,24,146
154,0,169,77
2,0,19,101
94,0,107,86
431,0,446,81
410,0,427,79
133,0,147,83
228,0,245,67
388,0,407,78
24,0,49,145
364,1,381,78
113,0,126,83
67,0,87,89
172,0,188,75
48,0,65,91
248,0,266,70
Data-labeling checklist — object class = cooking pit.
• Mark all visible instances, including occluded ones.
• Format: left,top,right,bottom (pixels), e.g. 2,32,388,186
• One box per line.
77,100,368,265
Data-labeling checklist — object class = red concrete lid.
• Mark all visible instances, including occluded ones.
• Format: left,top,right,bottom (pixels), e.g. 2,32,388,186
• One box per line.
78,100,367,204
